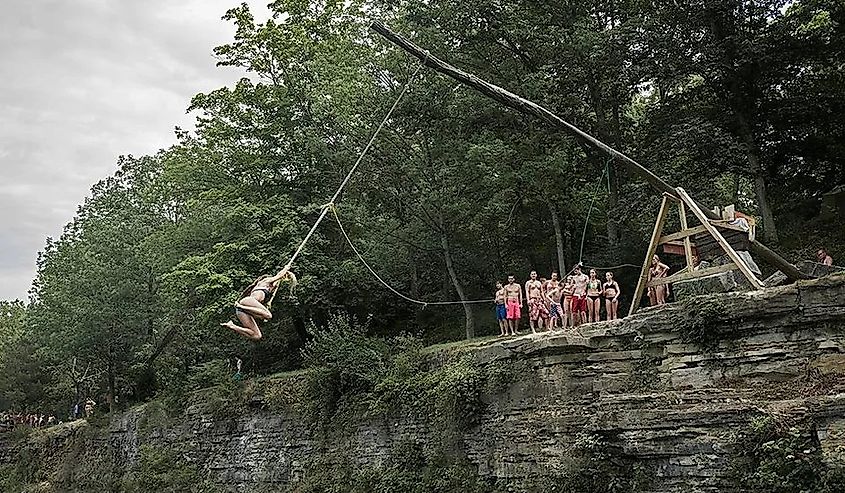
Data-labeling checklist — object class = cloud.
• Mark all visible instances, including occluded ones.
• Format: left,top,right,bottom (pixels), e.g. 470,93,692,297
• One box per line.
0,0,270,300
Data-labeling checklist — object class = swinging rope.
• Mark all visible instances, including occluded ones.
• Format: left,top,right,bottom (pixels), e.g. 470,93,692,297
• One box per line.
262,60,427,310
578,158,611,265
331,205,494,307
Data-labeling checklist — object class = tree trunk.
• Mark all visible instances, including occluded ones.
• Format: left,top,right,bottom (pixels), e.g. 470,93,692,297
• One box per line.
547,199,567,276
737,115,779,244
437,216,475,339
107,357,115,414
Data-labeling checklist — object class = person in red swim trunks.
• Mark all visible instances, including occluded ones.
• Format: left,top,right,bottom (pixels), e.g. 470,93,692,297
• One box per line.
570,264,589,326
504,275,522,335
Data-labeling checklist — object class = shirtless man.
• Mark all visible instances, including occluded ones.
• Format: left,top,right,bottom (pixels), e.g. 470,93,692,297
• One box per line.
570,265,589,326
817,248,834,266
494,282,507,336
525,271,548,333
543,272,560,310
504,275,522,335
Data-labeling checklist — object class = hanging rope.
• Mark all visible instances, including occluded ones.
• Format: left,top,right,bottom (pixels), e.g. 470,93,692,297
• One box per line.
331,205,494,307
578,158,611,264
280,60,427,274
261,61,427,310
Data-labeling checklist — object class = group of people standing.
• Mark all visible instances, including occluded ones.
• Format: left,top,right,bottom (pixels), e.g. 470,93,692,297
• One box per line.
0,411,58,431
494,264,622,336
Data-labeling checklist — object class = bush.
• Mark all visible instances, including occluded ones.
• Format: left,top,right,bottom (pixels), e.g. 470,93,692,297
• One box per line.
122,445,220,493
301,314,390,393
727,414,845,492
287,442,494,493
543,432,652,493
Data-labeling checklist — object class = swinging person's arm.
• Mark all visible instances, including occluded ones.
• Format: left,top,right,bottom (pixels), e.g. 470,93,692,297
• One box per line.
266,266,290,284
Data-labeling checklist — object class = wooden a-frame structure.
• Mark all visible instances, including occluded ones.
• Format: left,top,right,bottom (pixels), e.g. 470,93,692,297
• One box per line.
628,187,765,316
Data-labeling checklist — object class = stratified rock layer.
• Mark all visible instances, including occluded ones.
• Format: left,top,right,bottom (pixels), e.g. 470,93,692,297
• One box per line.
3,275,845,492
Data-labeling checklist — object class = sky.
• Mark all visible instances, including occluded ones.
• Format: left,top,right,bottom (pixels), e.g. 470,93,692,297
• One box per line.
0,0,270,301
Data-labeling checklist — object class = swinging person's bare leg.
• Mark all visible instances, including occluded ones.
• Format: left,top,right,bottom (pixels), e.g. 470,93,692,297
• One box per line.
221,311,263,340
238,297,272,320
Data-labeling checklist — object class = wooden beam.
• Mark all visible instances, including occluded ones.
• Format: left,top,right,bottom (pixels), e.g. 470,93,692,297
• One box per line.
370,22,806,282
659,225,708,244
676,188,765,289
679,201,695,270
647,263,738,287
749,240,811,281
629,195,672,316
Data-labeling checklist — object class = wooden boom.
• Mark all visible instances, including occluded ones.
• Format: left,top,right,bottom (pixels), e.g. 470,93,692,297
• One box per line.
370,21,810,282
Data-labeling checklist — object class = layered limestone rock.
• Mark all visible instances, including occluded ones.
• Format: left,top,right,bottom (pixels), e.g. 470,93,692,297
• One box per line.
3,275,845,492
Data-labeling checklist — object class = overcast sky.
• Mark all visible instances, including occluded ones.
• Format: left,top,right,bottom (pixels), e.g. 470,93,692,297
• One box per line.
0,0,270,301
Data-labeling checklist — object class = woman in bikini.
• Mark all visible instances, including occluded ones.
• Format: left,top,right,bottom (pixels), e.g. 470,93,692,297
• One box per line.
647,254,669,306
586,269,602,323
221,268,297,340
603,271,621,320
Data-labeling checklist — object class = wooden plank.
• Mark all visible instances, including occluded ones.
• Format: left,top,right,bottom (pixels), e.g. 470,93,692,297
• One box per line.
629,195,672,316
679,201,695,270
676,188,765,289
696,238,751,258
647,263,738,287
658,224,708,244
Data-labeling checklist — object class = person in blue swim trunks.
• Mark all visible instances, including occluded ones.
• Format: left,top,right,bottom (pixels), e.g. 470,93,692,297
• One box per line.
495,281,507,336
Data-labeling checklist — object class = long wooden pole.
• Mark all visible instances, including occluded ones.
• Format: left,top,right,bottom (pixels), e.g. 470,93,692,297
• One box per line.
630,195,671,316
370,22,809,282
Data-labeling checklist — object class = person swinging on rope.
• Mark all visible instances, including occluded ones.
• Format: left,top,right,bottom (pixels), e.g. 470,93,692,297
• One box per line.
221,267,297,340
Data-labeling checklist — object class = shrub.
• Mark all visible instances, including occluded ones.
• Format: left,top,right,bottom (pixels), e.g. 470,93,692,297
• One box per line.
122,445,219,493
300,314,389,393
727,414,845,492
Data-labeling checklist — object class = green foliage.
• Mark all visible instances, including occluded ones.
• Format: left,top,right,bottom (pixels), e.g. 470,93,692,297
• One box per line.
542,432,653,493
679,296,731,349
122,445,220,493
301,314,389,392
728,415,845,492
287,442,494,493
627,355,662,390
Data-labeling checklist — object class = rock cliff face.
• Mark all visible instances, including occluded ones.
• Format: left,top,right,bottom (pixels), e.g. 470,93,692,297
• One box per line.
3,275,845,492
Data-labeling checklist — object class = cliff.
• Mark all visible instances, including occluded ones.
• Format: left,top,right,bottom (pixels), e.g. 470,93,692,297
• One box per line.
3,275,845,492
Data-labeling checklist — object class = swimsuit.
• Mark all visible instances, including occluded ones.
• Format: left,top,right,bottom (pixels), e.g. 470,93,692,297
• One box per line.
496,303,507,321
586,279,601,301
549,302,561,318
251,287,273,301
603,282,618,300
571,295,587,312
529,298,549,321
506,299,521,319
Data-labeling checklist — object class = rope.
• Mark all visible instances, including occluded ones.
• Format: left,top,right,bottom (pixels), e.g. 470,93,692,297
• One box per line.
578,158,611,264
331,205,494,307
581,263,641,271
279,60,426,275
